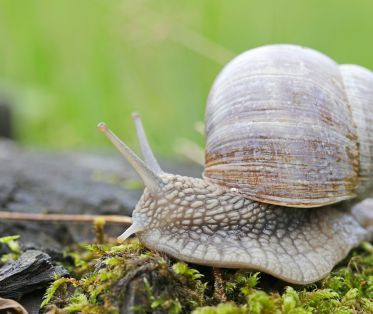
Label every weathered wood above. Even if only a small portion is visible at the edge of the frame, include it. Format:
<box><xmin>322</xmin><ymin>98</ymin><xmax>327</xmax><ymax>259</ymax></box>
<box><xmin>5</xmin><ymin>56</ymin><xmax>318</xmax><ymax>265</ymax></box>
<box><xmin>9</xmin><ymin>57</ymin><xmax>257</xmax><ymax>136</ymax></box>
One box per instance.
<box><xmin>0</xmin><ymin>140</ymin><xmax>141</xmax><ymax>217</ymax></box>
<box><xmin>0</xmin><ymin>140</ymin><xmax>201</xmax><ymax>217</ymax></box>
<box><xmin>0</xmin><ymin>250</ymin><xmax>68</xmax><ymax>299</ymax></box>
<box><xmin>0</xmin><ymin>139</ymin><xmax>202</xmax><ymax>312</ymax></box>
<box><xmin>0</xmin><ymin>140</ymin><xmax>201</xmax><ymax>243</ymax></box>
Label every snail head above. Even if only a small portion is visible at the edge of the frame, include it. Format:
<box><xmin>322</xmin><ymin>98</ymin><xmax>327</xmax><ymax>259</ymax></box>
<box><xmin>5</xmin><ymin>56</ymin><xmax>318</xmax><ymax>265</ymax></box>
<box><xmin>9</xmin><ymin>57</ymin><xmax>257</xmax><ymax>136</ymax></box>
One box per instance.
<box><xmin>97</xmin><ymin>113</ymin><xmax>188</xmax><ymax>241</ymax></box>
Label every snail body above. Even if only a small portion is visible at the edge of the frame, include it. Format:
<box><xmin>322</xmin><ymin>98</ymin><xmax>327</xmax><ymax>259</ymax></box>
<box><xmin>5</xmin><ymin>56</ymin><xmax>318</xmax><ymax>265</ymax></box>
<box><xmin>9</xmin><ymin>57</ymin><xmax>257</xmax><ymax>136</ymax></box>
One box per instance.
<box><xmin>98</xmin><ymin>44</ymin><xmax>373</xmax><ymax>284</ymax></box>
<box><xmin>129</xmin><ymin>174</ymin><xmax>367</xmax><ymax>284</ymax></box>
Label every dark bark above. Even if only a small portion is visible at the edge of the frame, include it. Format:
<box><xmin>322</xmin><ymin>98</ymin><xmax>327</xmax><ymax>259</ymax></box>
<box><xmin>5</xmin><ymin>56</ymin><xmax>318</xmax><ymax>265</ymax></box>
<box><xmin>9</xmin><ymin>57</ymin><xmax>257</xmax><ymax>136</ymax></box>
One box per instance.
<box><xmin>0</xmin><ymin>250</ymin><xmax>68</xmax><ymax>299</ymax></box>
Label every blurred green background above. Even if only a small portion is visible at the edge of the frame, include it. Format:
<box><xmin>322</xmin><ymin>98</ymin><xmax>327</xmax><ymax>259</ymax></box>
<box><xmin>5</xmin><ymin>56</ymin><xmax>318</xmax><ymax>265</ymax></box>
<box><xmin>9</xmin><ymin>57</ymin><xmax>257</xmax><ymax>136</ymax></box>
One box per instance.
<box><xmin>0</xmin><ymin>0</ymin><xmax>372</xmax><ymax>156</ymax></box>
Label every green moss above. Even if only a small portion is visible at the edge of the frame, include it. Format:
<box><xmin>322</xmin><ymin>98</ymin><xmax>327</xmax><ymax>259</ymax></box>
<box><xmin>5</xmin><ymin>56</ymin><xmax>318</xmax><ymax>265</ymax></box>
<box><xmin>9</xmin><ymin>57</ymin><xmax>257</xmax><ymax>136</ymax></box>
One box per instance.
<box><xmin>43</xmin><ymin>239</ymin><xmax>206</xmax><ymax>313</ymax></box>
<box><xmin>172</xmin><ymin>262</ymin><xmax>204</xmax><ymax>281</ymax></box>
<box><xmin>0</xmin><ymin>235</ymin><xmax>21</xmax><ymax>264</ymax></box>
<box><xmin>192</xmin><ymin>303</ymin><xmax>246</xmax><ymax>314</ymax></box>
<box><xmin>43</xmin><ymin>241</ymin><xmax>373</xmax><ymax>314</ymax></box>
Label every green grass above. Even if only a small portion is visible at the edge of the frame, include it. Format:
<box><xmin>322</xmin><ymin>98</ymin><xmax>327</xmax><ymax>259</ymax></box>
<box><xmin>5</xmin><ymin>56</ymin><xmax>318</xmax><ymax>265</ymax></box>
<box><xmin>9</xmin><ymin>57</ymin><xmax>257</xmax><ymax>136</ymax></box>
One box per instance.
<box><xmin>1</xmin><ymin>0</ymin><xmax>373</xmax><ymax>155</ymax></box>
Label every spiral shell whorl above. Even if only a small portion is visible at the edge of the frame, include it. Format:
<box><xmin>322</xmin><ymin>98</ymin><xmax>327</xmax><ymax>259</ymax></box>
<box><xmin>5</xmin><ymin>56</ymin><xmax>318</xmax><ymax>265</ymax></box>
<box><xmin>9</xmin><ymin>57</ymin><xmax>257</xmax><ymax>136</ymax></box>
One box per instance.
<box><xmin>340</xmin><ymin>64</ymin><xmax>373</xmax><ymax>196</ymax></box>
<box><xmin>204</xmin><ymin>44</ymin><xmax>373</xmax><ymax>207</ymax></box>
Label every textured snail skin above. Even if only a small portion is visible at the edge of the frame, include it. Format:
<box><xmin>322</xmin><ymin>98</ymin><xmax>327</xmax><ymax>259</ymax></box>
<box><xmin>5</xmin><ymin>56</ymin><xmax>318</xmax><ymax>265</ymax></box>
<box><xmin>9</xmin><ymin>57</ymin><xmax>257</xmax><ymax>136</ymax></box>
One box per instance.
<box><xmin>134</xmin><ymin>174</ymin><xmax>369</xmax><ymax>284</ymax></box>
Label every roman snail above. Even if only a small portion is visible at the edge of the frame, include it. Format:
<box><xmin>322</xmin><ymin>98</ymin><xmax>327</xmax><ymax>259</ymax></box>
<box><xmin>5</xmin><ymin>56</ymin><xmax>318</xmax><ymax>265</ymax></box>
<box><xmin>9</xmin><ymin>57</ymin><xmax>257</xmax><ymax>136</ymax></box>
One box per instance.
<box><xmin>97</xmin><ymin>44</ymin><xmax>373</xmax><ymax>284</ymax></box>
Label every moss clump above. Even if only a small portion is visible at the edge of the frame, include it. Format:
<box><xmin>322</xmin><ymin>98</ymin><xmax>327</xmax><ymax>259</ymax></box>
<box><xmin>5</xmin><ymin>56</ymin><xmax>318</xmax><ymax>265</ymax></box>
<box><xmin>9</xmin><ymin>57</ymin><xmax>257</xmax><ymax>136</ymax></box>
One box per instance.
<box><xmin>194</xmin><ymin>242</ymin><xmax>373</xmax><ymax>314</ymax></box>
<box><xmin>42</xmin><ymin>239</ymin><xmax>206</xmax><ymax>314</ymax></box>
<box><xmin>0</xmin><ymin>235</ymin><xmax>21</xmax><ymax>264</ymax></box>
<box><xmin>43</xmin><ymin>241</ymin><xmax>373</xmax><ymax>314</ymax></box>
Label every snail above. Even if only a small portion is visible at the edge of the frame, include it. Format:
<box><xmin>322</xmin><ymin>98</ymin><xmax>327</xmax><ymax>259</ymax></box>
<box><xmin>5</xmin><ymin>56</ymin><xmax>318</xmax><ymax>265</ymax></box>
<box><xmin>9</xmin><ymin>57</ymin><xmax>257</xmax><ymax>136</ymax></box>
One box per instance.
<box><xmin>98</xmin><ymin>44</ymin><xmax>373</xmax><ymax>284</ymax></box>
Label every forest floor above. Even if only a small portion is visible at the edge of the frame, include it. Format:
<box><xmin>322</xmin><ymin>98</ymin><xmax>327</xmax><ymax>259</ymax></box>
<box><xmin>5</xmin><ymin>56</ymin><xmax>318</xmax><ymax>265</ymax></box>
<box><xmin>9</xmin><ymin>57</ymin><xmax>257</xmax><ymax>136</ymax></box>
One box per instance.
<box><xmin>0</xmin><ymin>140</ymin><xmax>372</xmax><ymax>314</ymax></box>
<box><xmin>1</xmin><ymin>234</ymin><xmax>372</xmax><ymax>314</ymax></box>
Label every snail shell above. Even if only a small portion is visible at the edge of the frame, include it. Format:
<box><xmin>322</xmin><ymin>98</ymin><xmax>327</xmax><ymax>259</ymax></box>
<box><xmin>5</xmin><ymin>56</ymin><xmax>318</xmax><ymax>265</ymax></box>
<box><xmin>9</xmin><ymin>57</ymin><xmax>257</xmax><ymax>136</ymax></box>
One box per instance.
<box><xmin>204</xmin><ymin>44</ymin><xmax>373</xmax><ymax>207</ymax></box>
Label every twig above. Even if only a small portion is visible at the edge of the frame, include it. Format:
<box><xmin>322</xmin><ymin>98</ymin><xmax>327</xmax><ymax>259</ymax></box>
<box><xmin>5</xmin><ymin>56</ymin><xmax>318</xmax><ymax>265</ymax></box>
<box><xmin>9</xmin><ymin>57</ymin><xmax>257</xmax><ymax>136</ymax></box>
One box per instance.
<box><xmin>213</xmin><ymin>268</ymin><xmax>227</xmax><ymax>303</ymax></box>
<box><xmin>0</xmin><ymin>211</ymin><xmax>132</xmax><ymax>225</ymax></box>
<box><xmin>94</xmin><ymin>217</ymin><xmax>106</xmax><ymax>243</ymax></box>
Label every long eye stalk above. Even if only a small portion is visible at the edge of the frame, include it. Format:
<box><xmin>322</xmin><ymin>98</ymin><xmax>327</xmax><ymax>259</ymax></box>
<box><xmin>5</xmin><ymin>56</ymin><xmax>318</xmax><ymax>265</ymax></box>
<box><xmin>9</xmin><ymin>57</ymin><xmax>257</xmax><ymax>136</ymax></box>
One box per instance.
<box><xmin>132</xmin><ymin>113</ymin><xmax>163</xmax><ymax>174</ymax></box>
<box><xmin>97</xmin><ymin>122</ymin><xmax>162</xmax><ymax>194</ymax></box>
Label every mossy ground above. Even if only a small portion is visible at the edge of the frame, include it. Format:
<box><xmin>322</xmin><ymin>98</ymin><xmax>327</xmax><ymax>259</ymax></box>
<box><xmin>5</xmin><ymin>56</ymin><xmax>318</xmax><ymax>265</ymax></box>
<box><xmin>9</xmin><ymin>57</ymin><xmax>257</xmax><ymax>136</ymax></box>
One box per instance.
<box><xmin>37</xmin><ymin>238</ymin><xmax>373</xmax><ymax>314</ymax></box>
